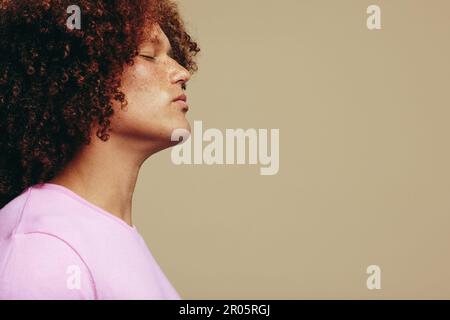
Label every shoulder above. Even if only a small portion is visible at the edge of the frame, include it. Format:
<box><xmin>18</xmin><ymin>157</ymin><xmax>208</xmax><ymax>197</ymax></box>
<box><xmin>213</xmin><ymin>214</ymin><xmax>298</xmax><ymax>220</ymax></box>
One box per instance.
<box><xmin>0</xmin><ymin>187</ymin><xmax>32</xmax><ymax>238</ymax></box>
<box><xmin>0</xmin><ymin>231</ymin><xmax>97</xmax><ymax>299</ymax></box>
<box><xmin>0</xmin><ymin>187</ymin><xmax>98</xmax><ymax>299</ymax></box>
<box><xmin>1</xmin><ymin>185</ymin><xmax>106</xmax><ymax>245</ymax></box>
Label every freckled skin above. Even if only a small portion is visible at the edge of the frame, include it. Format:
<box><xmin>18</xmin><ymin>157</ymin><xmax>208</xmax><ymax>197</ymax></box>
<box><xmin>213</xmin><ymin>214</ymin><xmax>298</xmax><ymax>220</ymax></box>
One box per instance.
<box><xmin>110</xmin><ymin>24</ymin><xmax>191</xmax><ymax>152</ymax></box>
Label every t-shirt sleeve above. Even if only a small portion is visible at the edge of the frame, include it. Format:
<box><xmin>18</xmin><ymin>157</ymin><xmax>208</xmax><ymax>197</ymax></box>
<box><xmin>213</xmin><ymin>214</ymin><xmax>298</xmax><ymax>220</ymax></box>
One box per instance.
<box><xmin>0</xmin><ymin>232</ymin><xmax>96</xmax><ymax>300</ymax></box>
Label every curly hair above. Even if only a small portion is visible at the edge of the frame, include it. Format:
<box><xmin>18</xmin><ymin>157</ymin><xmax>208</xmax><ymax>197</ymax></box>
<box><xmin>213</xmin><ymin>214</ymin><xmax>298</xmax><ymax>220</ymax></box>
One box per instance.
<box><xmin>0</xmin><ymin>0</ymin><xmax>200</xmax><ymax>208</ymax></box>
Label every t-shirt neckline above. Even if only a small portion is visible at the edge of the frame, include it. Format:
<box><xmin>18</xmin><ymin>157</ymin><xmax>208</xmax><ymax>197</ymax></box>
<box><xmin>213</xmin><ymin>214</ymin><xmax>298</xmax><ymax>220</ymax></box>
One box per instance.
<box><xmin>32</xmin><ymin>182</ymin><xmax>138</xmax><ymax>233</ymax></box>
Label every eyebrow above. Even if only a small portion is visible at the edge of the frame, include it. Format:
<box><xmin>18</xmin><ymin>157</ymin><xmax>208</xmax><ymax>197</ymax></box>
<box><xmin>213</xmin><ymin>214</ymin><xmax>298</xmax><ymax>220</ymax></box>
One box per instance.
<box><xmin>149</xmin><ymin>35</ymin><xmax>174</xmax><ymax>58</ymax></box>
<box><xmin>167</xmin><ymin>46</ymin><xmax>174</xmax><ymax>59</ymax></box>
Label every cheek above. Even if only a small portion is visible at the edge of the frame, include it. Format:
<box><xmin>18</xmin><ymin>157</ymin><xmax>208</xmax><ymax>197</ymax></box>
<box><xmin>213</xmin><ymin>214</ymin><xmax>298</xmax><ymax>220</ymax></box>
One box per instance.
<box><xmin>121</xmin><ymin>63</ymin><xmax>170</xmax><ymax>110</ymax></box>
<box><xmin>133</xmin><ymin>64</ymin><xmax>152</xmax><ymax>88</ymax></box>
<box><xmin>112</xmin><ymin>62</ymin><xmax>190</xmax><ymax>140</ymax></box>
<box><xmin>123</xmin><ymin>63</ymin><xmax>153</xmax><ymax>93</ymax></box>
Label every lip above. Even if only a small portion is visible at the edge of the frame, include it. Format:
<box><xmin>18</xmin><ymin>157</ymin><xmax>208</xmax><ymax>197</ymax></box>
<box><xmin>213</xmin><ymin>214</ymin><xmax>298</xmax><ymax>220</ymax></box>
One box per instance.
<box><xmin>174</xmin><ymin>94</ymin><xmax>187</xmax><ymax>102</ymax></box>
<box><xmin>173</xmin><ymin>94</ymin><xmax>189</xmax><ymax>112</ymax></box>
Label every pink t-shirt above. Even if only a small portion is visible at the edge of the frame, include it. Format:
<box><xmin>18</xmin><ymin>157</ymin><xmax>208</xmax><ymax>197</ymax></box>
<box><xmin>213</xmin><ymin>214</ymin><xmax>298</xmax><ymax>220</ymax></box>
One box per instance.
<box><xmin>0</xmin><ymin>183</ymin><xmax>181</xmax><ymax>300</ymax></box>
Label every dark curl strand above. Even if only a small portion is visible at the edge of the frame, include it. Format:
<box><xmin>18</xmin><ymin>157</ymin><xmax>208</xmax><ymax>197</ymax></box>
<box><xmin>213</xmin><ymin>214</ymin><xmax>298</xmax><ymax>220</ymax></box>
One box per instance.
<box><xmin>0</xmin><ymin>0</ymin><xmax>200</xmax><ymax>208</ymax></box>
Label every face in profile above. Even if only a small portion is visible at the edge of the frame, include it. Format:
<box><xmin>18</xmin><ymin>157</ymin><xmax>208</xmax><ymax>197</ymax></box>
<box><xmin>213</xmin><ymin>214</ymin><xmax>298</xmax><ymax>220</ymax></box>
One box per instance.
<box><xmin>110</xmin><ymin>24</ymin><xmax>192</xmax><ymax>151</ymax></box>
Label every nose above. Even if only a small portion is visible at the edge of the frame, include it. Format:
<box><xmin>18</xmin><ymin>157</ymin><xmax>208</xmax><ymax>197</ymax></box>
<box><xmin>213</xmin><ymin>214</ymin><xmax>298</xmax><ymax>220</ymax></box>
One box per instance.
<box><xmin>170</xmin><ymin>61</ymin><xmax>191</xmax><ymax>89</ymax></box>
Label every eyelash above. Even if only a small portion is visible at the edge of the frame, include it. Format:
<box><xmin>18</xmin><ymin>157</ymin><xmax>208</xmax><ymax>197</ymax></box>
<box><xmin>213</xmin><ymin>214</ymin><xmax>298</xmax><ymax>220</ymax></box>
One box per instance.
<box><xmin>140</xmin><ymin>55</ymin><xmax>155</xmax><ymax>61</ymax></box>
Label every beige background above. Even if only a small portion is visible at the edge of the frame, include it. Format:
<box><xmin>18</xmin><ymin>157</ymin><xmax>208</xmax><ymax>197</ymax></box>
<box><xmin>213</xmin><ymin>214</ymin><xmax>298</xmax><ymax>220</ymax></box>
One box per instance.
<box><xmin>133</xmin><ymin>0</ymin><xmax>450</xmax><ymax>299</ymax></box>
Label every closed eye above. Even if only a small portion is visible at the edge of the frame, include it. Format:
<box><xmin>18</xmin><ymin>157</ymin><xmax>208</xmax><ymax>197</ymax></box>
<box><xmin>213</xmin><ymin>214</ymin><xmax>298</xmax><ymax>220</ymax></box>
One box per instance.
<box><xmin>140</xmin><ymin>54</ymin><xmax>155</xmax><ymax>61</ymax></box>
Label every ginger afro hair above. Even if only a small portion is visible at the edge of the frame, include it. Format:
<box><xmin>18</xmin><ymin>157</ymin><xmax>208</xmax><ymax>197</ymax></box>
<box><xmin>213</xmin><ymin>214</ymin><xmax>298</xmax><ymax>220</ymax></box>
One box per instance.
<box><xmin>0</xmin><ymin>0</ymin><xmax>199</xmax><ymax>208</ymax></box>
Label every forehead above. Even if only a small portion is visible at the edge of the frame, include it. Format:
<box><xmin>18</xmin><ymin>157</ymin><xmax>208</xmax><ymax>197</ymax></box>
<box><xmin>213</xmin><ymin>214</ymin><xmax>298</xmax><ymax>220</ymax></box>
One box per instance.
<box><xmin>141</xmin><ymin>24</ymin><xmax>170</xmax><ymax>48</ymax></box>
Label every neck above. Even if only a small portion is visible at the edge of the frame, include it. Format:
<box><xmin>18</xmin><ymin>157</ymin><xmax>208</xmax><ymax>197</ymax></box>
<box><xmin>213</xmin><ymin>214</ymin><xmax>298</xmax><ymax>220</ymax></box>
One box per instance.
<box><xmin>49</xmin><ymin>131</ymin><xmax>160</xmax><ymax>227</ymax></box>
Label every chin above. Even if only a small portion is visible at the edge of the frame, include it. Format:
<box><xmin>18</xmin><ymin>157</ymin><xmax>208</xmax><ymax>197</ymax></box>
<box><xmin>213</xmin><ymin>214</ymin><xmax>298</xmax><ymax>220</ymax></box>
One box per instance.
<box><xmin>177</xmin><ymin>118</ymin><xmax>191</xmax><ymax>133</ymax></box>
<box><xmin>168</xmin><ymin>118</ymin><xmax>191</xmax><ymax>144</ymax></box>
<box><xmin>151</xmin><ymin>117</ymin><xmax>191</xmax><ymax>148</ymax></box>
<box><xmin>169</xmin><ymin>115</ymin><xmax>191</xmax><ymax>133</ymax></box>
